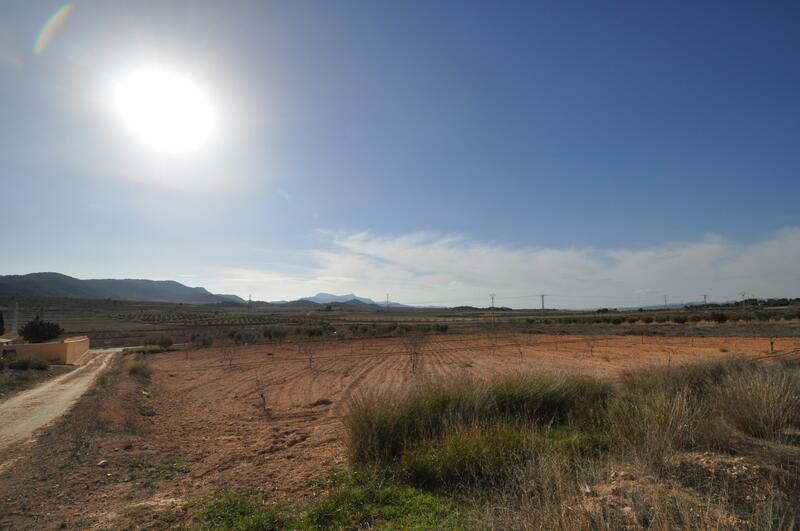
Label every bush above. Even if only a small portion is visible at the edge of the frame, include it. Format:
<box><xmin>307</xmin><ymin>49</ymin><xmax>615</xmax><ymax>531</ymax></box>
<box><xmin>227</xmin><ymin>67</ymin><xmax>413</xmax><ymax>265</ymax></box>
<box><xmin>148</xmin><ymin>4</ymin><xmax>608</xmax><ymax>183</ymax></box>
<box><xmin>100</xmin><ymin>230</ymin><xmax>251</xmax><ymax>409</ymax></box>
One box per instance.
<box><xmin>433</xmin><ymin>324</ymin><xmax>449</xmax><ymax>334</ymax></box>
<box><xmin>714</xmin><ymin>367</ymin><xmax>800</xmax><ymax>440</ymax></box>
<box><xmin>264</xmin><ymin>327</ymin><xmax>287</xmax><ymax>343</ymax></box>
<box><xmin>7</xmin><ymin>358</ymin><xmax>30</xmax><ymax>370</ymax></box>
<box><xmin>144</xmin><ymin>335</ymin><xmax>173</xmax><ymax>349</ymax></box>
<box><xmin>608</xmin><ymin>387</ymin><xmax>724</xmax><ymax>472</ymax></box>
<box><xmin>191</xmin><ymin>333</ymin><xmax>213</xmax><ymax>348</ymax></box>
<box><xmin>29</xmin><ymin>358</ymin><xmax>49</xmax><ymax>371</ymax></box>
<box><xmin>709</xmin><ymin>312</ymin><xmax>728</xmax><ymax>324</ymax></box>
<box><xmin>620</xmin><ymin>357</ymin><xmax>754</xmax><ymax>398</ymax></box>
<box><xmin>400</xmin><ymin>425</ymin><xmax>538</xmax><ymax>489</ymax></box>
<box><xmin>345</xmin><ymin>374</ymin><xmax>611</xmax><ymax>466</ymax></box>
<box><xmin>232</xmin><ymin>330</ymin><xmax>261</xmax><ymax>345</ymax></box>
<box><xmin>672</xmin><ymin>315</ymin><xmax>688</xmax><ymax>324</ymax></box>
<box><xmin>18</xmin><ymin>316</ymin><xmax>63</xmax><ymax>343</ymax></box>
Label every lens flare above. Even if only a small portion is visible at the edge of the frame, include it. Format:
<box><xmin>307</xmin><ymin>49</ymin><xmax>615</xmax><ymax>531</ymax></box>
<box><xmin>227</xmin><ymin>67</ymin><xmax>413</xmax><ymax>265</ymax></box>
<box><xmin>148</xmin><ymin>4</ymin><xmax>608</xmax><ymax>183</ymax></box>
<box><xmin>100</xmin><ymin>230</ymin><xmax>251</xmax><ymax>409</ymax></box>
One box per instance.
<box><xmin>34</xmin><ymin>3</ymin><xmax>74</xmax><ymax>56</ymax></box>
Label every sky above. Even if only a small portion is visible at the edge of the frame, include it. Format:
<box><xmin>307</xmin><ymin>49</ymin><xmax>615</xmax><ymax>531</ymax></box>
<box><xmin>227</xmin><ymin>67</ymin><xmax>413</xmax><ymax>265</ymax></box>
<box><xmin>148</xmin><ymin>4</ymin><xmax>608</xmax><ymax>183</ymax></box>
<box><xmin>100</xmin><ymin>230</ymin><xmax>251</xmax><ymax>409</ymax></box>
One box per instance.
<box><xmin>1</xmin><ymin>0</ymin><xmax>799</xmax><ymax>308</ymax></box>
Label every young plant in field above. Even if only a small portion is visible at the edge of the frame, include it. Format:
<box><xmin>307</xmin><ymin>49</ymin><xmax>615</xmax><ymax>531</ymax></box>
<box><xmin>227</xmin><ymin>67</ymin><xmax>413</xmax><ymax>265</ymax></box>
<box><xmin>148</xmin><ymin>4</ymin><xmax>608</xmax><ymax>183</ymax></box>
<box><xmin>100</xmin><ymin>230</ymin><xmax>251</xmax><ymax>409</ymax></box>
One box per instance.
<box><xmin>298</xmin><ymin>340</ymin><xmax>318</xmax><ymax>372</ymax></box>
<box><xmin>400</xmin><ymin>329</ymin><xmax>427</xmax><ymax>374</ymax></box>
<box><xmin>255</xmin><ymin>378</ymin><xmax>270</xmax><ymax>418</ymax></box>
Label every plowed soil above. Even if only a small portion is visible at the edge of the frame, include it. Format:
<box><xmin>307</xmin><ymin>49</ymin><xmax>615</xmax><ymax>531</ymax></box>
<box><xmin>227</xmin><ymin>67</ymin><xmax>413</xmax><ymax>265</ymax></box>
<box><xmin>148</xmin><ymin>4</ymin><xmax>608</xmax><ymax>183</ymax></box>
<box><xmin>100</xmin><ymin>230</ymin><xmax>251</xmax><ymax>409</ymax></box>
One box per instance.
<box><xmin>144</xmin><ymin>334</ymin><xmax>798</xmax><ymax>498</ymax></box>
<box><xmin>1</xmin><ymin>333</ymin><xmax>798</xmax><ymax>529</ymax></box>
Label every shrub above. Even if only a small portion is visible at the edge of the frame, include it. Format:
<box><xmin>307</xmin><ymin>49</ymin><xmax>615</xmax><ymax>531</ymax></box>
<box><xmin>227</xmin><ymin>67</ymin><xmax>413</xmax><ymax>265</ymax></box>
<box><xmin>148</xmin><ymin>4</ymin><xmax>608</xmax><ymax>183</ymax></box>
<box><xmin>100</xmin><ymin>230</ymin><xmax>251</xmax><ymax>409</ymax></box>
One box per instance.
<box><xmin>144</xmin><ymin>335</ymin><xmax>173</xmax><ymax>349</ymax></box>
<box><xmin>755</xmin><ymin>310</ymin><xmax>776</xmax><ymax>322</ymax></box>
<box><xmin>709</xmin><ymin>312</ymin><xmax>728</xmax><ymax>324</ymax></box>
<box><xmin>672</xmin><ymin>315</ymin><xmax>688</xmax><ymax>324</ymax></box>
<box><xmin>620</xmin><ymin>357</ymin><xmax>754</xmax><ymax>398</ymax></box>
<box><xmin>608</xmin><ymin>387</ymin><xmax>723</xmax><ymax>472</ymax></box>
<box><xmin>714</xmin><ymin>367</ymin><xmax>800</xmax><ymax>440</ymax></box>
<box><xmin>128</xmin><ymin>353</ymin><xmax>151</xmax><ymax>379</ymax></box>
<box><xmin>232</xmin><ymin>330</ymin><xmax>261</xmax><ymax>345</ymax></box>
<box><xmin>400</xmin><ymin>425</ymin><xmax>538</xmax><ymax>489</ymax></box>
<box><xmin>345</xmin><ymin>374</ymin><xmax>611</xmax><ymax>466</ymax></box>
<box><xmin>29</xmin><ymin>358</ymin><xmax>49</xmax><ymax>371</ymax></box>
<box><xmin>9</xmin><ymin>358</ymin><xmax>30</xmax><ymax>371</ymax></box>
<box><xmin>18</xmin><ymin>316</ymin><xmax>63</xmax><ymax>343</ymax></box>
<box><xmin>642</xmin><ymin>316</ymin><xmax>654</xmax><ymax>324</ymax></box>
<box><xmin>264</xmin><ymin>327</ymin><xmax>287</xmax><ymax>343</ymax></box>
<box><xmin>433</xmin><ymin>324</ymin><xmax>449</xmax><ymax>334</ymax></box>
<box><xmin>191</xmin><ymin>333</ymin><xmax>213</xmax><ymax>348</ymax></box>
<box><xmin>627</xmin><ymin>317</ymin><xmax>638</xmax><ymax>324</ymax></box>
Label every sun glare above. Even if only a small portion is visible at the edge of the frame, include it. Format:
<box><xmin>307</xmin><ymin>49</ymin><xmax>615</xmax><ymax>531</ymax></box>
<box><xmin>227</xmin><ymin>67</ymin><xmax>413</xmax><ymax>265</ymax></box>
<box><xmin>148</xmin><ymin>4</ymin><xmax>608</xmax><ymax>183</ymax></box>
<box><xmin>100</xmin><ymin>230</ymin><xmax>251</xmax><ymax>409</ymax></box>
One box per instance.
<box><xmin>113</xmin><ymin>69</ymin><xmax>214</xmax><ymax>154</ymax></box>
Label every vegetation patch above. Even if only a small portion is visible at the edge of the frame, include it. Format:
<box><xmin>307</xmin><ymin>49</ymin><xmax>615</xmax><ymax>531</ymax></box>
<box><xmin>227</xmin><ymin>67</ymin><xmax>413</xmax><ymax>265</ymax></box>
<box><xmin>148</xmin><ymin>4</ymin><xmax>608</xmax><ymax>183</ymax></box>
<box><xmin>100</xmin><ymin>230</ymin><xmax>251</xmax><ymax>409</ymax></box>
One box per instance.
<box><xmin>192</xmin><ymin>472</ymin><xmax>467</xmax><ymax>530</ymax></box>
<box><xmin>129</xmin><ymin>456</ymin><xmax>188</xmax><ymax>489</ymax></box>
<box><xmin>345</xmin><ymin>373</ymin><xmax>611</xmax><ymax>466</ymax></box>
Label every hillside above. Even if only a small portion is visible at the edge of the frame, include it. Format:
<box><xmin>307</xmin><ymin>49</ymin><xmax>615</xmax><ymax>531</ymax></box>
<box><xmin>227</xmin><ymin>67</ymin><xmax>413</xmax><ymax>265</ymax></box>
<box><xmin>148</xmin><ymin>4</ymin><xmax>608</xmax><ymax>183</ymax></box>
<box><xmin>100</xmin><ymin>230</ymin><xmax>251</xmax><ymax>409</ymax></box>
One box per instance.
<box><xmin>0</xmin><ymin>273</ymin><xmax>243</xmax><ymax>304</ymax></box>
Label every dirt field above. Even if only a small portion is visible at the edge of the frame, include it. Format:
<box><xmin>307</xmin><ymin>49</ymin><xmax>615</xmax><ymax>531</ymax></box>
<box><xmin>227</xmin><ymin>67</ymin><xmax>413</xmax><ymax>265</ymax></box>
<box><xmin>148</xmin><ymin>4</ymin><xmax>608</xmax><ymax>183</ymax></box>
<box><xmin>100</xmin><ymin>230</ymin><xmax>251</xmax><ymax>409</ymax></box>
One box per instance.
<box><xmin>1</xmin><ymin>333</ymin><xmax>798</xmax><ymax>529</ymax></box>
<box><xmin>143</xmin><ymin>334</ymin><xmax>798</xmax><ymax>496</ymax></box>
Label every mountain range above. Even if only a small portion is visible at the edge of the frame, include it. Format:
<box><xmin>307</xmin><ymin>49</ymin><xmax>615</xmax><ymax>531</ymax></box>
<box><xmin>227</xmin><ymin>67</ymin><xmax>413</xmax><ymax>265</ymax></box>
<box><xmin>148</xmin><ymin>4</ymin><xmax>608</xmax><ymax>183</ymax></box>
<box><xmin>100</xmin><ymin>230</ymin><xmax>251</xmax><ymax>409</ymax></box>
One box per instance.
<box><xmin>0</xmin><ymin>273</ymin><xmax>245</xmax><ymax>304</ymax></box>
<box><xmin>301</xmin><ymin>293</ymin><xmax>379</xmax><ymax>305</ymax></box>
<box><xmin>0</xmin><ymin>273</ymin><xmax>404</xmax><ymax>308</ymax></box>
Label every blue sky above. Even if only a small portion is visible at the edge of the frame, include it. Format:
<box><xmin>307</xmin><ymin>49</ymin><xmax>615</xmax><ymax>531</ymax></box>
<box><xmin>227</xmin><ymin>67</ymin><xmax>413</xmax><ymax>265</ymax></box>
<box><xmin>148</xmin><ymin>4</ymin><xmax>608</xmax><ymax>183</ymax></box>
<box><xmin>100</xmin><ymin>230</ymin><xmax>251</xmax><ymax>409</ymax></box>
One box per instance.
<box><xmin>1</xmin><ymin>1</ymin><xmax>799</xmax><ymax>307</ymax></box>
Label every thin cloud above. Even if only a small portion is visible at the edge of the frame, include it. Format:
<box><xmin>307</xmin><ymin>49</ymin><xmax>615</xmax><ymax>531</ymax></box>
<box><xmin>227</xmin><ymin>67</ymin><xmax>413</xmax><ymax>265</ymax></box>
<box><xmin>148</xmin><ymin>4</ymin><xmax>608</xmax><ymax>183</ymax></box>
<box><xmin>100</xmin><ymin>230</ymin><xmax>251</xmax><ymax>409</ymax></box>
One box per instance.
<box><xmin>202</xmin><ymin>228</ymin><xmax>800</xmax><ymax>308</ymax></box>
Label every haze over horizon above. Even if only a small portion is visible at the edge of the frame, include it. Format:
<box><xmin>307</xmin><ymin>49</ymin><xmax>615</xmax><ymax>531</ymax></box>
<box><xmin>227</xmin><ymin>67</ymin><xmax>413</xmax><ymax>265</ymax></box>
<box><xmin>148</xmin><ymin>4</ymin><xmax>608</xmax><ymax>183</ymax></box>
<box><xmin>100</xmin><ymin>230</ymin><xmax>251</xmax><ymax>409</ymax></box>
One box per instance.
<box><xmin>2</xmin><ymin>1</ymin><xmax>799</xmax><ymax>309</ymax></box>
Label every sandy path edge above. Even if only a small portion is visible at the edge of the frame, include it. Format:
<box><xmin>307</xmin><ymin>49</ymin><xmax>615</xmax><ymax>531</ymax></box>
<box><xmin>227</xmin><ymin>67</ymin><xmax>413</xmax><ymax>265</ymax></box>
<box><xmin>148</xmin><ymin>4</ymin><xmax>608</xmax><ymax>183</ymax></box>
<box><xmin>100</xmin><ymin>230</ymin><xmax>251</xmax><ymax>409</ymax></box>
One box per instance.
<box><xmin>0</xmin><ymin>352</ymin><xmax>115</xmax><ymax>453</ymax></box>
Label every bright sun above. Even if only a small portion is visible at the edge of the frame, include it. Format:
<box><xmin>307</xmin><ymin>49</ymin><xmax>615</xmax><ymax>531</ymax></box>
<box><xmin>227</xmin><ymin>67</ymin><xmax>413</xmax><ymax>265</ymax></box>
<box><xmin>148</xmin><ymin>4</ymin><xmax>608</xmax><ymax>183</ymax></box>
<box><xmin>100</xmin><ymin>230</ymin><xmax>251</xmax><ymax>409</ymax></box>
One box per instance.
<box><xmin>114</xmin><ymin>69</ymin><xmax>214</xmax><ymax>154</ymax></box>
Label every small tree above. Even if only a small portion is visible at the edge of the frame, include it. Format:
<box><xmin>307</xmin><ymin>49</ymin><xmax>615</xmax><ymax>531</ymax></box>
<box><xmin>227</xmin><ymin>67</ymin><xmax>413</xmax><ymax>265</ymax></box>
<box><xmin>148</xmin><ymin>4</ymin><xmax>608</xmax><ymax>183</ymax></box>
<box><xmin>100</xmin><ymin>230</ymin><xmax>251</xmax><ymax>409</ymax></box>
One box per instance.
<box><xmin>255</xmin><ymin>378</ymin><xmax>271</xmax><ymax>418</ymax></box>
<box><xmin>270</xmin><ymin>328</ymin><xmax>287</xmax><ymax>344</ymax></box>
<box><xmin>19</xmin><ymin>316</ymin><xmax>63</xmax><ymax>343</ymax></box>
<box><xmin>400</xmin><ymin>329</ymin><xmax>427</xmax><ymax>373</ymax></box>
<box><xmin>191</xmin><ymin>333</ymin><xmax>213</xmax><ymax>349</ymax></box>
<box><xmin>297</xmin><ymin>340</ymin><xmax>317</xmax><ymax>372</ymax></box>
<box><xmin>510</xmin><ymin>333</ymin><xmax>524</xmax><ymax>360</ymax></box>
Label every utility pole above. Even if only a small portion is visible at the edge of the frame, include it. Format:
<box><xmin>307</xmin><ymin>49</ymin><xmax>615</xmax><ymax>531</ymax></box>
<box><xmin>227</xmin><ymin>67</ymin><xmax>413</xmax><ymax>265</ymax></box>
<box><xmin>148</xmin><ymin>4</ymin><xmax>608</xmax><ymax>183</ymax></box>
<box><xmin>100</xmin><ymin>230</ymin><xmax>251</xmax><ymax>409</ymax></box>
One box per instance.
<box><xmin>489</xmin><ymin>293</ymin><xmax>496</xmax><ymax>328</ymax></box>
<box><xmin>538</xmin><ymin>294</ymin><xmax>547</xmax><ymax>311</ymax></box>
<box><xmin>663</xmin><ymin>295</ymin><xmax>668</xmax><ymax>308</ymax></box>
<box><xmin>386</xmin><ymin>293</ymin><xmax>389</xmax><ymax>308</ymax></box>
<box><xmin>701</xmin><ymin>294</ymin><xmax>708</xmax><ymax>305</ymax></box>
<box><xmin>248</xmin><ymin>294</ymin><xmax>252</xmax><ymax>312</ymax></box>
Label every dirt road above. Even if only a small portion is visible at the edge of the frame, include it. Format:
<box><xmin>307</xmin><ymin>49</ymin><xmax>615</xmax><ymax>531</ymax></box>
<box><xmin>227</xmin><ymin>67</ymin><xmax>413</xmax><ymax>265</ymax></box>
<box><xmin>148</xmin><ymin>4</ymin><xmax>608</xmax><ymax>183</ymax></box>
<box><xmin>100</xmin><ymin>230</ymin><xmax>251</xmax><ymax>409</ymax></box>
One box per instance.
<box><xmin>0</xmin><ymin>352</ymin><xmax>115</xmax><ymax>453</ymax></box>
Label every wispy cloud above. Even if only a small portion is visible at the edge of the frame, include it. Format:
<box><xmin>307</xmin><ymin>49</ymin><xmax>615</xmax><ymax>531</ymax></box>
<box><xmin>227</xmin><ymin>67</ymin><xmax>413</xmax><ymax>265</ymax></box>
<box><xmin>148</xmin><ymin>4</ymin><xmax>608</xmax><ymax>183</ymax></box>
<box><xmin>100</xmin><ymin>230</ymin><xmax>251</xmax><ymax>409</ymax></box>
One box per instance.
<box><xmin>202</xmin><ymin>228</ymin><xmax>800</xmax><ymax>308</ymax></box>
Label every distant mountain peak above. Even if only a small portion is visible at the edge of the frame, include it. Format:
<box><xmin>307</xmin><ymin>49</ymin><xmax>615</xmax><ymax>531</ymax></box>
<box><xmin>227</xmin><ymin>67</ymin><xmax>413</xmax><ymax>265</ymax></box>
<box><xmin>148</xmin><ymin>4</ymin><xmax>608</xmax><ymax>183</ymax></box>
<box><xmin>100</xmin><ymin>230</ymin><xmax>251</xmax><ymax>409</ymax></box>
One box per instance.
<box><xmin>301</xmin><ymin>292</ymin><xmax>378</xmax><ymax>305</ymax></box>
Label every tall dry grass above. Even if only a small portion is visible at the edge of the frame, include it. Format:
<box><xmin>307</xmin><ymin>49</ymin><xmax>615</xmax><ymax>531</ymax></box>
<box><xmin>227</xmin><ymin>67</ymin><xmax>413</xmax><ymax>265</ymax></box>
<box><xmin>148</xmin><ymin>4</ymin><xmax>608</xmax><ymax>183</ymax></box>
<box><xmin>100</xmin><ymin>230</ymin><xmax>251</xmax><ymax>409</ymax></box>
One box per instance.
<box><xmin>345</xmin><ymin>373</ymin><xmax>611</xmax><ymax>466</ymax></box>
<box><xmin>340</xmin><ymin>357</ymin><xmax>800</xmax><ymax>529</ymax></box>
<box><xmin>714</xmin><ymin>367</ymin><xmax>800</xmax><ymax>440</ymax></box>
